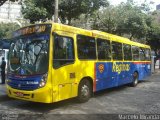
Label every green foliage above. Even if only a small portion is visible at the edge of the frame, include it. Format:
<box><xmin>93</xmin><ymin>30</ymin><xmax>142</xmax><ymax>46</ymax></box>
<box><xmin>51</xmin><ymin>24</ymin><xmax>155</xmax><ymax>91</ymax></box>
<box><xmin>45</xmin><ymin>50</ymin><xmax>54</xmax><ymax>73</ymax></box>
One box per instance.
<box><xmin>92</xmin><ymin>1</ymin><xmax>152</xmax><ymax>42</ymax></box>
<box><xmin>22</xmin><ymin>0</ymin><xmax>109</xmax><ymax>24</ymax></box>
<box><xmin>0</xmin><ymin>23</ymin><xmax>20</xmax><ymax>39</ymax></box>
<box><xmin>21</xmin><ymin>0</ymin><xmax>160</xmax><ymax>51</ymax></box>
<box><xmin>92</xmin><ymin>6</ymin><xmax>118</xmax><ymax>33</ymax></box>
<box><xmin>146</xmin><ymin>11</ymin><xmax>160</xmax><ymax>51</ymax></box>
<box><xmin>22</xmin><ymin>0</ymin><xmax>48</xmax><ymax>23</ymax></box>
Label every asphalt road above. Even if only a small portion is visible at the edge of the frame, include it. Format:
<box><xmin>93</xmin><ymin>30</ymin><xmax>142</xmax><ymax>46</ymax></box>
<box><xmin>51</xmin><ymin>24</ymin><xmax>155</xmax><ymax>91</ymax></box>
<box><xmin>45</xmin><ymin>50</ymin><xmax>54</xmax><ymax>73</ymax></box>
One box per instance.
<box><xmin>0</xmin><ymin>71</ymin><xmax>160</xmax><ymax>120</ymax></box>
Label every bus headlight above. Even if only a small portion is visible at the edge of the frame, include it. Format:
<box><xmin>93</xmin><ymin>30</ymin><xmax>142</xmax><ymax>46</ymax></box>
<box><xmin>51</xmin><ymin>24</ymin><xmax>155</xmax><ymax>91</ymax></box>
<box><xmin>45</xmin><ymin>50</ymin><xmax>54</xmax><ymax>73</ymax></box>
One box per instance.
<box><xmin>6</xmin><ymin>79</ymin><xmax>11</xmax><ymax>84</ymax></box>
<box><xmin>39</xmin><ymin>74</ymin><xmax>48</xmax><ymax>88</ymax></box>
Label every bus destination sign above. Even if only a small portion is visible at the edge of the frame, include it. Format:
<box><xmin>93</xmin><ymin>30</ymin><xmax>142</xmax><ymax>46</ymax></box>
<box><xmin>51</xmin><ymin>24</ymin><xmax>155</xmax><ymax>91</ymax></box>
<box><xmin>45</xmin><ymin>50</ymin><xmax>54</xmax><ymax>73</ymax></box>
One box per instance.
<box><xmin>13</xmin><ymin>24</ymin><xmax>51</xmax><ymax>37</ymax></box>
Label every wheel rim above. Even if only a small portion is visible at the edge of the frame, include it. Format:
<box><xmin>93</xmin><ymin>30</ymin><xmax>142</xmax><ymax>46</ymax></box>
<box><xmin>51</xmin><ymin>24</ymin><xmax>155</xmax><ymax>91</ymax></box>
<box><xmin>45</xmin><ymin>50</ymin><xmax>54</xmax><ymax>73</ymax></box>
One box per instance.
<box><xmin>134</xmin><ymin>78</ymin><xmax>138</xmax><ymax>84</ymax></box>
<box><xmin>133</xmin><ymin>72</ymin><xmax>138</xmax><ymax>85</ymax></box>
<box><xmin>81</xmin><ymin>84</ymin><xmax>89</xmax><ymax>97</ymax></box>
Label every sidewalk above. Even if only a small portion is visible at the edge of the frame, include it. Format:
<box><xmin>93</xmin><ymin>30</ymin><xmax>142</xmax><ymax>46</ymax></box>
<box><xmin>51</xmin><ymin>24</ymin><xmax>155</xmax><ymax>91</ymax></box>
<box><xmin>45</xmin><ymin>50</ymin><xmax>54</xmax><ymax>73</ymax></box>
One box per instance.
<box><xmin>0</xmin><ymin>84</ymin><xmax>6</xmax><ymax>96</ymax></box>
<box><xmin>154</xmin><ymin>69</ymin><xmax>160</xmax><ymax>74</ymax></box>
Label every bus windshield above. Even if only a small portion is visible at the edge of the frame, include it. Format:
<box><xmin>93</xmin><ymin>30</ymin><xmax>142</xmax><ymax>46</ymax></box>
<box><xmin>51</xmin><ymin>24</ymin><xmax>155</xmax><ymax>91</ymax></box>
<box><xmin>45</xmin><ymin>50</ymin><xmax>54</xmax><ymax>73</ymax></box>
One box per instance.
<box><xmin>8</xmin><ymin>34</ymin><xmax>49</xmax><ymax>75</ymax></box>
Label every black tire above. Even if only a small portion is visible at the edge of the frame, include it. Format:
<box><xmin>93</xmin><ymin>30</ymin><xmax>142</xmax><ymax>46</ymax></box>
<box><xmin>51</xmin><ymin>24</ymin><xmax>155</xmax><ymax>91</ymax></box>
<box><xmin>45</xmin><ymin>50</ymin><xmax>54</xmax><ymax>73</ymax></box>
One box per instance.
<box><xmin>78</xmin><ymin>79</ymin><xmax>92</xmax><ymax>103</ymax></box>
<box><xmin>131</xmin><ymin>72</ymin><xmax>138</xmax><ymax>87</ymax></box>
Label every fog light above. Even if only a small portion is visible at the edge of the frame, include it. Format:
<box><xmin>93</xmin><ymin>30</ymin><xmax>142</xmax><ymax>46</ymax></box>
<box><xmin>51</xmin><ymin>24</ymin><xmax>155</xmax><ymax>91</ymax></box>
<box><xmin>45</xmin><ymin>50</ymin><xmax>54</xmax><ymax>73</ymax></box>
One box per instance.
<box><xmin>6</xmin><ymin>79</ymin><xmax>11</xmax><ymax>84</ymax></box>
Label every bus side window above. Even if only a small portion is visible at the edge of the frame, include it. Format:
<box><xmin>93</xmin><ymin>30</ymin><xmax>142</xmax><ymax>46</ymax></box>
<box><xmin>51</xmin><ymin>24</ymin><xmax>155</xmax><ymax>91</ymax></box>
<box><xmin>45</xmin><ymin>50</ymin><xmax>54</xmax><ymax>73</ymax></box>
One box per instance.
<box><xmin>111</xmin><ymin>42</ymin><xmax>123</xmax><ymax>60</ymax></box>
<box><xmin>145</xmin><ymin>48</ymin><xmax>151</xmax><ymax>61</ymax></box>
<box><xmin>97</xmin><ymin>38</ymin><xmax>111</xmax><ymax>60</ymax></box>
<box><xmin>139</xmin><ymin>48</ymin><xmax>146</xmax><ymax>61</ymax></box>
<box><xmin>77</xmin><ymin>35</ymin><xmax>96</xmax><ymax>60</ymax></box>
<box><xmin>132</xmin><ymin>46</ymin><xmax>140</xmax><ymax>61</ymax></box>
<box><xmin>123</xmin><ymin>44</ymin><xmax>132</xmax><ymax>61</ymax></box>
<box><xmin>53</xmin><ymin>34</ymin><xmax>74</xmax><ymax>68</ymax></box>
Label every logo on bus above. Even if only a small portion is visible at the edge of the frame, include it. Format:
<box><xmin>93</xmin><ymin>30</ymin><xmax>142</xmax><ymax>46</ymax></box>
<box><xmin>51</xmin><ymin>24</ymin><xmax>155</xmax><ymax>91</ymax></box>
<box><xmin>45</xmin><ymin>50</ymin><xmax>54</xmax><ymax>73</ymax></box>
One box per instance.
<box><xmin>98</xmin><ymin>64</ymin><xmax>104</xmax><ymax>73</ymax></box>
<box><xmin>112</xmin><ymin>62</ymin><xmax>130</xmax><ymax>74</ymax></box>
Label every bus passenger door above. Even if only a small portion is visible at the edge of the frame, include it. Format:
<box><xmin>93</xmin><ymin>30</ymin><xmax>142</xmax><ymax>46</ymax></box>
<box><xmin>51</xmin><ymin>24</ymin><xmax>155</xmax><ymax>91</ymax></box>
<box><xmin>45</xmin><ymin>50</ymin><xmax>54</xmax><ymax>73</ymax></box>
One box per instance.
<box><xmin>52</xmin><ymin>32</ymin><xmax>76</xmax><ymax>102</ymax></box>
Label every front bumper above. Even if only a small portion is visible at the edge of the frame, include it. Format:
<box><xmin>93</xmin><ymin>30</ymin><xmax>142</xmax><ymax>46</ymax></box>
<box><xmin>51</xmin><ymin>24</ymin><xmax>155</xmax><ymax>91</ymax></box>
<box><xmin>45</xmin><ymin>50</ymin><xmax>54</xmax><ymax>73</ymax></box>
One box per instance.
<box><xmin>6</xmin><ymin>85</ymin><xmax>52</xmax><ymax>103</ymax></box>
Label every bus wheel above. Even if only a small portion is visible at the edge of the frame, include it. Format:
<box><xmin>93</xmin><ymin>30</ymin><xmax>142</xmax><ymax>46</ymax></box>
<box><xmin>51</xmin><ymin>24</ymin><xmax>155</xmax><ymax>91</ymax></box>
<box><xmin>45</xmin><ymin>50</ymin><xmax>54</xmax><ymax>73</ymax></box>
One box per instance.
<box><xmin>78</xmin><ymin>79</ymin><xmax>91</xmax><ymax>103</ymax></box>
<box><xmin>131</xmin><ymin>72</ymin><xmax>138</xmax><ymax>87</ymax></box>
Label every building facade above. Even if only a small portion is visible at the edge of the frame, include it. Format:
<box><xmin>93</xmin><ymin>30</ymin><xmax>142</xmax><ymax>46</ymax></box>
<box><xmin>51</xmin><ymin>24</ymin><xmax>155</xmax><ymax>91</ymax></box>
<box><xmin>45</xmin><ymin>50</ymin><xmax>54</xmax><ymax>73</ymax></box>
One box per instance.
<box><xmin>0</xmin><ymin>0</ymin><xmax>22</xmax><ymax>23</ymax></box>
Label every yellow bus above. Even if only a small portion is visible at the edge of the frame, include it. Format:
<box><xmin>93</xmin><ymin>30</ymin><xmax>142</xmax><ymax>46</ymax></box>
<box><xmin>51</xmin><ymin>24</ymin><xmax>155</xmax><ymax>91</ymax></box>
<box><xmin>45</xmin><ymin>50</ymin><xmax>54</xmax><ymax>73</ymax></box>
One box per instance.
<box><xmin>6</xmin><ymin>23</ymin><xmax>151</xmax><ymax>103</ymax></box>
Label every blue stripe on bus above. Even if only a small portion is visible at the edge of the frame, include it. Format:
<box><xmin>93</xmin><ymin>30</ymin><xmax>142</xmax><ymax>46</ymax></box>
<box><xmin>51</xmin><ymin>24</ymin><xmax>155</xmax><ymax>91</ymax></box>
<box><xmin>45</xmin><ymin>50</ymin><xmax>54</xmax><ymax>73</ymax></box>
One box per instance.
<box><xmin>95</xmin><ymin>62</ymin><xmax>151</xmax><ymax>91</ymax></box>
<box><xmin>8</xmin><ymin>74</ymin><xmax>42</xmax><ymax>91</ymax></box>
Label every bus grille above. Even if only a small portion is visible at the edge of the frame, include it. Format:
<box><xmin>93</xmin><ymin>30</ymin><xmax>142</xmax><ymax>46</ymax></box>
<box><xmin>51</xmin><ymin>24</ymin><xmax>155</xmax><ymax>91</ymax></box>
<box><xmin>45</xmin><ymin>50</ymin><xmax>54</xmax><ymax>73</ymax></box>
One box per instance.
<box><xmin>8</xmin><ymin>79</ymin><xmax>39</xmax><ymax>91</ymax></box>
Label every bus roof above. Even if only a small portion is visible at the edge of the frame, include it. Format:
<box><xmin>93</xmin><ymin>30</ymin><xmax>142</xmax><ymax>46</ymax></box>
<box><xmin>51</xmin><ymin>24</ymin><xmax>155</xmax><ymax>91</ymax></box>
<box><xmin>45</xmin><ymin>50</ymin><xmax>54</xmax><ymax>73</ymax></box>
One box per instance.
<box><xmin>15</xmin><ymin>22</ymin><xmax>150</xmax><ymax>49</ymax></box>
<box><xmin>91</xmin><ymin>30</ymin><xmax>150</xmax><ymax>49</ymax></box>
<box><xmin>51</xmin><ymin>23</ymin><xmax>150</xmax><ymax>49</ymax></box>
<box><xmin>52</xmin><ymin>23</ymin><xmax>93</xmax><ymax>37</ymax></box>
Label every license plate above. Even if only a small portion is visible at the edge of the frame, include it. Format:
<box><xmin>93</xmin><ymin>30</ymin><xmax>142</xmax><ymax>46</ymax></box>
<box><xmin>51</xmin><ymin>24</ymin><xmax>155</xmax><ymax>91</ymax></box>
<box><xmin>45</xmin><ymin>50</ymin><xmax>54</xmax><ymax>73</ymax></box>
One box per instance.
<box><xmin>15</xmin><ymin>92</ymin><xmax>24</xmax><ymax>97</ymax></box>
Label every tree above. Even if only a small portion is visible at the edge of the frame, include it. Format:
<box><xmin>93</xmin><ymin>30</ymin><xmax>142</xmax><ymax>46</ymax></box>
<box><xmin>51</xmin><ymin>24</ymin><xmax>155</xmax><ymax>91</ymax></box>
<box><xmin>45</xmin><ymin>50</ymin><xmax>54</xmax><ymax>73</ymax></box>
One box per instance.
<box><xmin>146</xmin><ymin>10</ymin><xmax>160</xmax><ymax>52</ymax></box>
<box><xmin>22</xmin><ymin>0</ymin><xmax>48</xmax><ymax>23</ymax></box>
<box><xmin>22</xmin><ymin>0</ymin><xmax>109</xmax><ymax>24</ymax></box>
<box><xmin>92</xmin><ymin>0</ymin><xmax>152</xmax><ymax>42</ymax></box>
<box><xmin>0</xmin><ymin>23</ymin><xmax>20</xmax><ymax>39</ymax></box>
<box><xmin>91</xmin><ymin>6</ymin><xmax>118</xmax><ymax>34</ymax></box>
<box><xmin>21</xmin><ymin>0</ymin><xmax>160</xmax><ymax>50</ymax></box>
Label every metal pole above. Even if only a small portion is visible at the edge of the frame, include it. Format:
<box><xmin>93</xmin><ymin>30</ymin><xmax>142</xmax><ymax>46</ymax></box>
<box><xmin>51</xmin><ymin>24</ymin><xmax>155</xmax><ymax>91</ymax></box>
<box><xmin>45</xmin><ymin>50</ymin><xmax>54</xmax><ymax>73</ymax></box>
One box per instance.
<box><xmin>159</xmin><ymin>58</ymin><xmax>160</xmax><ymax>69</ymax></box>
<box><xmin>151</xmin><ymin>56</ymin><xmax>155</xmax><ymax>73</ymax></box>
<box><xmin>54</xmin><ymin>0</ymin><xmax>58</xmax><ymax>23</ymax></box>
